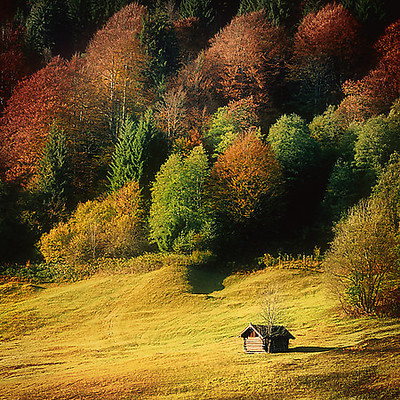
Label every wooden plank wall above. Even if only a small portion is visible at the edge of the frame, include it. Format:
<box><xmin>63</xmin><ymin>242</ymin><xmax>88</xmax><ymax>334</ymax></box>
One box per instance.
<box><xmin>244</xmin><ymin>337</ymin><xmax>265</xmax><ymax>353</ymax></box>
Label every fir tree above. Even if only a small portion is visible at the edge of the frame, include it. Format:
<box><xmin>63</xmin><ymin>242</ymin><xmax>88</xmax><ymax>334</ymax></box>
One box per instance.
<box><xmin>179</xmin><ymin>0</ymin><xmax>215</xmax><ymax>25</ymax></box>
<box><xmin>108</xmin><ymin>116</ymin><xmax>139</xmax><ymax>192</ymax></box>
<box><xmin>34</xmin><ymin>121</ymin><xmax>70</xmax><ymax>231</ymax></box>
<box><xmin>238</xmin><ymin>0</ymin><xmax>297</xmax><ymax>25</ymax></box>
<box><xmin>108</xmin><ymin>110</ymin><xmax>166</xmax><ymax>192</ymax></box>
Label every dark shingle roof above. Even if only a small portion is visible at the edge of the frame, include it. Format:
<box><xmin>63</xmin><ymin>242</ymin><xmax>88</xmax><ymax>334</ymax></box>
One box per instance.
<box><xmin>239</xmin><ymin>323</ymin><xmax>295</xmax><ymax>339</ymax></box>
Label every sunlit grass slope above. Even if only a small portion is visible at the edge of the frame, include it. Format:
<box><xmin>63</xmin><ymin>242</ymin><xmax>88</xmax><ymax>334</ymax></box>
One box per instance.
<box><xmin>1</xmin><ymin>257</ymin><xmax>400</xmax><ymax>399</ymax></box>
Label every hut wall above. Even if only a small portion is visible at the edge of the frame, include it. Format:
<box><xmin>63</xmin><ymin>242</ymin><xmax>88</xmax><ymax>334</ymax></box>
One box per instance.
<box><xmin>244</xmin><ymin>337</ymin><xmax>265</xmax><ymax>353</ymax></box>
<box><xmin>270</xmin><ymin>337</ymin><xmax>289</xmax><ymax>353</ymax></box>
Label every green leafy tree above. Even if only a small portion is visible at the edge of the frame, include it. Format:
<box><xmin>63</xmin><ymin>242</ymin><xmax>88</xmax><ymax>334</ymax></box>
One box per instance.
<box><xmin>204</xmin><ymin>97</ymin><xmax>259</xmax><ymax>157</ymax></box>
<box><xmin>354</xmin><ymin>115</ymin><xmax>400</xmax><ymax>179</ymax></box>
<box><xmin>322</xmin><ymin>158</ymin><xmax>368</xmax><ymax>223</ymax></box>
<box><xmin>372</xmin><ymin>153</ymin><xmax>400</xmax><ymax>226</ymax></box>
<box><xmin>268</xmin><ymin>113</ymin><xmax>320</xmax><ymax>180</ymax></box>
<box><xmin>149</xmin><ymin>146</ymin><xmax>215</xmax><ymax>252</ymax></box>
<box><xmin>325</xmin><ymin>195</ymin><xmax>400</xmax><ymax>315</ymax></box>
<box><xmin>268</xmin><ymin>113</ymin><xmax>323</xmax><ymax>236</ymax></box>
<box><xmin>309</xmin><ymin>106</ymin><xmax>347</xmax><ymax>157</ymax></box>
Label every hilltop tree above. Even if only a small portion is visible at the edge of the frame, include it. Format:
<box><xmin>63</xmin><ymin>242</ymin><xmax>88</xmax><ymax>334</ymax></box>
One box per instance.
<box><xmin>25</xmin><ymin>0</ymin><xmax>71</xmax><ymax>59</ymax></box>
<box><xmin>203</xmin><ymin>10</ymin><xmax>288</xmax><ymax>113</ymax></box>
<box><xmin>140</xmin><ymin>10</ymin><xmax>180</xmax><ymax>93</ymax></box>
<box><xmin>179</xmin><ymin>0</ymin><xmax>215</xmax><ymax>26</ymax></box>
<box><xmin>339</xmin><ymin>19</ymin><xmax>400</xmax><ymax>122</ymax></box>
<box><xmin>238</xmin><ymin>0</ymin><xmax>298</xmax><ymax>26</ymax></box>
<box><xmin>173</xmin><ymin>17</ymin><xmax>208</xmax><ymax>61</ymax></box>
<box><xmin>340</xmin><ymin>0</ymin><xmax>387</xmax><ymax>38</ymax></box>
<box><xmin>0</xmin><ymin>23</ymin><xmax>28</xmax><ymax>113</ymax></box>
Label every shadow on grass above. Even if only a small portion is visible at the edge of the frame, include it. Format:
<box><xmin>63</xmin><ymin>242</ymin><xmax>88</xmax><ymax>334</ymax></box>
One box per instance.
<box><xmin>289</xmin><ymin>346</ymin><xmax>336</xmax><ymax>353</ymax></box>
<box><xmin>187</xmin><ymin>263</ymin><xmax>227</xmax><ymax>294</ymax></box>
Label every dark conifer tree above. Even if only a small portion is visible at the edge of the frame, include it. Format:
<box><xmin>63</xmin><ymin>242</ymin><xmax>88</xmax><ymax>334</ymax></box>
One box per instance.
<box><xmin>34</xmin><ymin>121</ymin><xmax>70</xmax><ymax>231</ymax></box>
<box><xmin>179</xmin><ymin>0</ymin><xmax>215</xmax><ymax>25</ymax></box>
<box><xmin>140</xmin><ymin>10</ymin><xmax>180</xmax><ymax>94</ymax></box>
<box><xmin>108</xmin><ymin>110</ymin><xmax>167</xmax><ymax>194</ymax></box>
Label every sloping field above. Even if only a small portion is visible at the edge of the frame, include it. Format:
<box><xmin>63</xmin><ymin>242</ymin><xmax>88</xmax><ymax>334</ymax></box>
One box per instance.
<box><xmin>1</xmin><ymin>259</ymin><xmax>400</xmax><ymax>399</ymax></box>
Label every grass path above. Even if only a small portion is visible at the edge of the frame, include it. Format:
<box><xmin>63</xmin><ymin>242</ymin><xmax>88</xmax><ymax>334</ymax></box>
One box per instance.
<box><xmin>1</xmin><ymin>262</ymin><xmax>400</xmax><ymax>399</ymax></box>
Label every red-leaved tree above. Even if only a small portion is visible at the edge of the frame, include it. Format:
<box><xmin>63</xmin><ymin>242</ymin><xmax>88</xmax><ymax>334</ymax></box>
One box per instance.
<box><xmin>0</xmin><ymin>24</ymin><xmax>28</xmax><ymax>114</ymax></box>
<box><xmin>292</xmin><ymin>3</ymin><xmax>361</xmax><ymax>116</ymax></box>
<box><xmin>0</xmin><ymin>56</ymin><xmax>78</xmax><ymax>186</ymax></box>
<box><xmin>339</xmin><ymin>19</ymin><xmax>400</xmax><ymax>122</ymax></box>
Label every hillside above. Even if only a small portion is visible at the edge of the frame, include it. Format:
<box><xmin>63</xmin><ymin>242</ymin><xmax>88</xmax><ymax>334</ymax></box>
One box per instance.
<box><xmin>1</xmin><ymin>260</ymin><xmax>400</xmax><ymax>399</ymax></box>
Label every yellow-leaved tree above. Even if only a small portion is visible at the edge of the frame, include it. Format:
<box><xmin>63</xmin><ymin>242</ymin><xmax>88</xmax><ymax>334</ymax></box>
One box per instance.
<box><xmin>40</xmin><ymin>181</ymin><xmax>148</xmax><ymax>266</ymax></box>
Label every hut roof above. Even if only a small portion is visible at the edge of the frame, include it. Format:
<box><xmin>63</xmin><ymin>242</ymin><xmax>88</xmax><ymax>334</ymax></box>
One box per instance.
<box><xmin>239</xmin><ymin>323</ymin><xmax>295</xmax><ymax>339</ymax></box>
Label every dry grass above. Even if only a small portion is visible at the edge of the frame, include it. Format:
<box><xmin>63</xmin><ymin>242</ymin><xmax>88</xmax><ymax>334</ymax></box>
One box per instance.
<box><xmin>1</xmin><ymin>259</ymin><xmax>399</xmax><ymax>399</ymax></box>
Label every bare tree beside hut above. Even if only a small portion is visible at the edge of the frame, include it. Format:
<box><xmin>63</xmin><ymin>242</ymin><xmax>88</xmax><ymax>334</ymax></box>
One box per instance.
<box><xmin>239</xmin><ymin>284</ymin><xmax>294</xmax><ymax>353</ymax></box>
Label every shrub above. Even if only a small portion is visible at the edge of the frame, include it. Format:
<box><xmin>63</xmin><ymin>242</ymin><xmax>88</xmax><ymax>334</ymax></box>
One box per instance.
<box><xmin>40</xmin><ymin>181</ymin><xmax>148</xmax><ymax>265</ymax></box>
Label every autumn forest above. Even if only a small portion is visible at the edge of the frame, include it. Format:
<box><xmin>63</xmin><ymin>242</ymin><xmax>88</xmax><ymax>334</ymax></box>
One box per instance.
<box><xmin>1</xmin><ymin>0</ymin><xmax>400</xmax><ymax>317</ymax></box>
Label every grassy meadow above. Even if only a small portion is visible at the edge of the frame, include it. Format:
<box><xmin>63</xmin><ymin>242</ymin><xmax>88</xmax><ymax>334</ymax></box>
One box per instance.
<box><xmin>1</xmin><ymin>257</ymin><xmax>400</xmax><ymax>399</ymax></box>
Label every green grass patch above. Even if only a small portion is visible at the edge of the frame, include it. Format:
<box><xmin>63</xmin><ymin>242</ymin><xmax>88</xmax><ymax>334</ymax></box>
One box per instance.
<box><xmin>0</xmin><ymin>257</ymin><xmax>399</xmax><ymax>399</ymax></box>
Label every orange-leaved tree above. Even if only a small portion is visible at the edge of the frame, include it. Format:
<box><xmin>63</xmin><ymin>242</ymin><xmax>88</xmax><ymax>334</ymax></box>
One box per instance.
<box><xmin>171</xmin><ymin>8</ymin><xmax>289</xmax><ymax>136</ymax></box>
<box><xmin>204</xmin><ymin>9</ymin><xmax>288</xmax><ymax>109</ymax></box>
<box><xmin>84</xmin><ymin>3</ymin><xmax>150</xmax><ymax>141</ymax></box>
<box><xmin>209</xmin><ymin>128</ymin><xmax>282</xmax><ymax>232</ymax></box>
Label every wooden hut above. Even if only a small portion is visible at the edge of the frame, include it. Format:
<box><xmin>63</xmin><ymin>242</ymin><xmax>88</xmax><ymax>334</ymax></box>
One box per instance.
<box><xmin>239</xmin><ymin>323</ymin><xmax>295</xmax><ymax>353</ymax></box>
